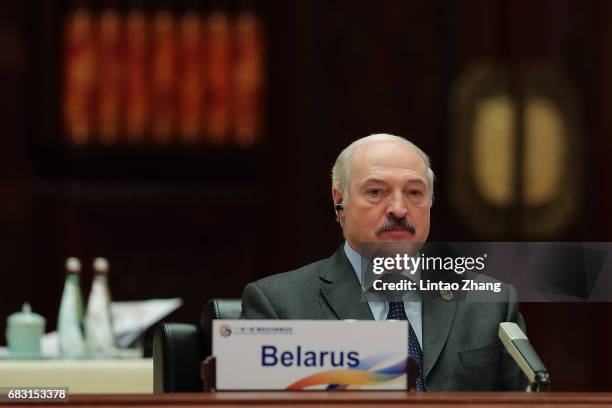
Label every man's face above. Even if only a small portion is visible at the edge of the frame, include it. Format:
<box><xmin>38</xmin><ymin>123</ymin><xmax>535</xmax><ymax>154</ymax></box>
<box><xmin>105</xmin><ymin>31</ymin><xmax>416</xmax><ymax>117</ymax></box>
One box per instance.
<box><xmin>333</xmin><ymin>140</ymin><xmax>431</xmax><ymax>252</ymax></box>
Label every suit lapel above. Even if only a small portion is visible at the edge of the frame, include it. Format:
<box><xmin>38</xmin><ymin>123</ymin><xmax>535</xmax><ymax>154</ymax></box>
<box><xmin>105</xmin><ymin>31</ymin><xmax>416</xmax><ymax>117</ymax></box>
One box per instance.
<box><xmin>419</xmin><ymin>243</ymin><xmax>461</xmax><ymax>380</ymax></box>
<box><xmin>422</xmin><ymin>291</ymin><xmax>458</xmax><ymax>380</ymax></box>
<box><xmin>319</xmin><ymin>246</ymin><xmax>374</xmax><ymax>320</ymax></box>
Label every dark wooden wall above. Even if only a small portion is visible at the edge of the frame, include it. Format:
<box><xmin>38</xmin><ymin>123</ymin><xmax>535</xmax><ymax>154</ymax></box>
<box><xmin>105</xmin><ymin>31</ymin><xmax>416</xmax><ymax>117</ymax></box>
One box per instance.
<box><xmin>1</xmin><ymin>0</ymin><xmax>612</xmax><ymax>391</ymax></box>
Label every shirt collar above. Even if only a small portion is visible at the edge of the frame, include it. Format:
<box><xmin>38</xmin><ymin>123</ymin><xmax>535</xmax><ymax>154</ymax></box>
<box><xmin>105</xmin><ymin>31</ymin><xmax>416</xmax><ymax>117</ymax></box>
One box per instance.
<box><xmin>344</xmin><ymin>241</ymin><xmax>364</xmax><ymax>284</ymax></box>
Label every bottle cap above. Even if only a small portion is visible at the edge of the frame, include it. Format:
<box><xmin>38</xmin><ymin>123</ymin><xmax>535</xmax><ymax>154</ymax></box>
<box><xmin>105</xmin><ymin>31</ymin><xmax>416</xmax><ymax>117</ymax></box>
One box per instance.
<box><xmin>93</xmin><ymin>257</ymin><xmax>109</xmax><ymax>274</ymax></box>
<box><xmin>65</xmin><ymin>257</ymin><xmax>82</xmax><ymax>274</ymax></box>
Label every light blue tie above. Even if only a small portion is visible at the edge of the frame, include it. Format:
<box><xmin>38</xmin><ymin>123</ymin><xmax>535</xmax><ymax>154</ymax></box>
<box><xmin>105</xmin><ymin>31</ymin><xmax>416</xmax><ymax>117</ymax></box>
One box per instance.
<box><xmin>387</xmin><ymin>301</ymin><xmax>425</xmax><ymax>391</ymax></box>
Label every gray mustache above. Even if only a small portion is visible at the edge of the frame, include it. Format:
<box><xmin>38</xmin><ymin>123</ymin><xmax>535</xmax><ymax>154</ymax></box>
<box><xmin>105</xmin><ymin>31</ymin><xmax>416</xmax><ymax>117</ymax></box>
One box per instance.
<box><xmin>376</xmin><ymin>217</ymin><xmax>416</xmax><ymax>235</ymax></box>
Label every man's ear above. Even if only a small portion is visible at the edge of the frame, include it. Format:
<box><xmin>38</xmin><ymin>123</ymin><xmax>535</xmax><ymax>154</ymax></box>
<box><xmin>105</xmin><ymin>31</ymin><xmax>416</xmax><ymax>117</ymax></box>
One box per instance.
<box><xmin>331</xmin><ymin>187</ymin><xmax>345</xmax><ymax>225</ymax></box>
<box><xmin>331</xmin><ymin>187</ymin><xmax>343</xmax><ymax>207</ymax></box>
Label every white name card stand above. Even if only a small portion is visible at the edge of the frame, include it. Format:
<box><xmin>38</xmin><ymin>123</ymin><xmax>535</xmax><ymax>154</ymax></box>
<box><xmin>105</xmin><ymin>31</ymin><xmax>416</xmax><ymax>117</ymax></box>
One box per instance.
<box><xmin>201</xmin><ymin>320</ymin><xmax>421</xmax><ymax>392</ymax></box>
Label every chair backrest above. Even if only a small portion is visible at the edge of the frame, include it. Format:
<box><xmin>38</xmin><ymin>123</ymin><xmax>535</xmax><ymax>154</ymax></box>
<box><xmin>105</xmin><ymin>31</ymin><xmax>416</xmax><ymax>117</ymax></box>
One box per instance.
<box><xmin>201</xmin><ymin>298</ymin><xmax>242</xmax><ymax>356</ymax></box>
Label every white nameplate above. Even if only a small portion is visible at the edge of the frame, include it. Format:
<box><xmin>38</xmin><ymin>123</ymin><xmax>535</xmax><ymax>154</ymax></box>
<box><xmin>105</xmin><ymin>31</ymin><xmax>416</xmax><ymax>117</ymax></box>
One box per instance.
<box><xmin>212</xmin><ymin>320</ymin><xmax>408</xmax><ymax>390</ymax></box>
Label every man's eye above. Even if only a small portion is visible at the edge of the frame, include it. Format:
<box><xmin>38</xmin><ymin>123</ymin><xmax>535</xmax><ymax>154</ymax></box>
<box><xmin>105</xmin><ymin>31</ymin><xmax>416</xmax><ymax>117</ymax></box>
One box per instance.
<box><xmin>368</xmin><ymin>189</ymin><xmax>382</xmax><ymax>196</ymax></box>
<box><xmin>409</xmin><ymin>190</ymin><xmax>423</xmax><ymax>197</ymax></box>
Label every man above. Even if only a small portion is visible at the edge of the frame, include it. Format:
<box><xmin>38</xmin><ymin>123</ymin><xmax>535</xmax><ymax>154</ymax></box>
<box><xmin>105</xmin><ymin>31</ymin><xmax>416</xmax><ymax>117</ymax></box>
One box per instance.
<box><xmin>240</xmin><ymin>134</ymin><xmax>525</xmax><ymax>391</ymax></box>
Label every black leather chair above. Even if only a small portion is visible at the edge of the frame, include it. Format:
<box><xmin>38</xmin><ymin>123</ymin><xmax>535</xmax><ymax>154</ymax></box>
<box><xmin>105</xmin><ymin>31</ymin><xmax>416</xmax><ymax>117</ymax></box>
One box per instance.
<box><xmin>153</xmin><ymin>298</ymin><xmax>242</xmax><ymax>393</ymax></box>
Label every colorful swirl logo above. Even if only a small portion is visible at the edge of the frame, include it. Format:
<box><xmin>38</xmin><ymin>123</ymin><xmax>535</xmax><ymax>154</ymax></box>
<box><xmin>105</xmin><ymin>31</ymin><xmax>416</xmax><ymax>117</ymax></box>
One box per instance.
<box><xmin>286</xmin><ymin>354</ymin><xmax>406</xmax><ymax>390</ymax></box>
<box><xmin>219</xmin><ymin>324</ymin><xmax>232</xmax><ymax>337</ymax></box>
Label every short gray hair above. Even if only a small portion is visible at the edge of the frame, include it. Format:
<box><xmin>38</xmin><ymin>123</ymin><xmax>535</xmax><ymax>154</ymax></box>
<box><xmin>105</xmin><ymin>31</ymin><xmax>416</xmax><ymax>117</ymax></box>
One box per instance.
<box><xmin>331</xmin><ymin>133</ymin><xmax>435</xmax><ymax>206</ymax></box>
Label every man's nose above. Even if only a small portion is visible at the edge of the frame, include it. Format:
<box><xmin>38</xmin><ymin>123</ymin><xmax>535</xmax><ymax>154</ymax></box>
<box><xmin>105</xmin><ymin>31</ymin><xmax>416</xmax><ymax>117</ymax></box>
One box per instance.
<box><xmin>386</xmin><ymin>193</ymin><xmax>409</xmax><ymax>219</ymax></box>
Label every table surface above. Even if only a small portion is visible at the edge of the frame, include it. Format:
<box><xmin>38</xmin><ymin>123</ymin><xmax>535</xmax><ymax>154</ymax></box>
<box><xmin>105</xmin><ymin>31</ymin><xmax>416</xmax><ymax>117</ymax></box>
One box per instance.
<box><xmin>11</xmin><ymin>392</ymin><xmax>612</xmax><ymax>407</ymax></box>
<box><xmin>0</xmin><ymin>358</ymin><xmax>152</xmax><ymax>394</ymax></box>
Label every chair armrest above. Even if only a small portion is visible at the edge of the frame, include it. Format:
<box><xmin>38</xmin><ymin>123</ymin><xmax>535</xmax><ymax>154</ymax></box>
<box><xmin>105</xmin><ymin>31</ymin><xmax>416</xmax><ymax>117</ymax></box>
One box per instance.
<box><xmin>153</xmin><ymin>323</ymin><xmax>205</xmax><ymax>393</ymax></box>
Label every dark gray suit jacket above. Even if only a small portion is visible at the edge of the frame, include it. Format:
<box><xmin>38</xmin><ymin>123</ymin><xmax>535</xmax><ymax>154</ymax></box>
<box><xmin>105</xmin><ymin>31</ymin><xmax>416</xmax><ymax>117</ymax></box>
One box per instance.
<box><xmin>240</xmin><ymin>246</ymin><xmax>526</xmax><ymax>391</ymax></box>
